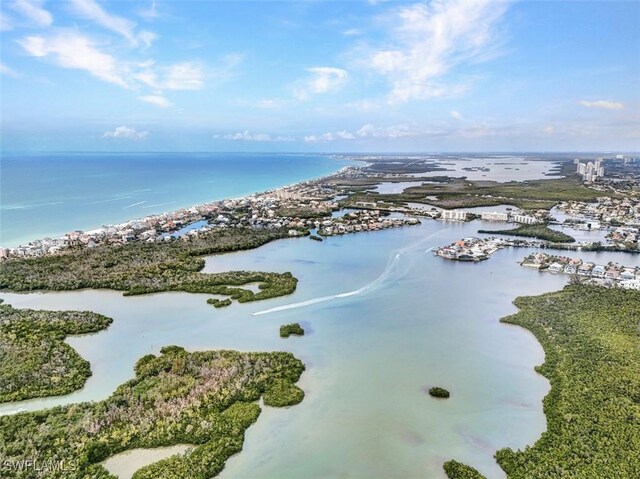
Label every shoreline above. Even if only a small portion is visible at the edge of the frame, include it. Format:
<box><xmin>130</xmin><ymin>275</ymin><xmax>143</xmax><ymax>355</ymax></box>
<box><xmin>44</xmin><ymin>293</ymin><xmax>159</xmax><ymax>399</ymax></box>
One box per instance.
<box><xmin>1</xmin><ymin>161</ymin><xmax>362</xmax><ymax>255</ymax></box>
<box><xmin>1</xmin><ymin>154</ymin><xmax>357</xmax><ymax>250</ymax></box>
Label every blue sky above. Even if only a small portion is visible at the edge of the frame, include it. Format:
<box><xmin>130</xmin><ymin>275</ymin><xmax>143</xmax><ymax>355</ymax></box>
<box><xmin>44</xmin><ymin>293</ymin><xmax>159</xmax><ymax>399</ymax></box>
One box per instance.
<box><xmin>1</xmin><ymin>0</ymin><xmax>638</xmax><ymax>152</ymax></box>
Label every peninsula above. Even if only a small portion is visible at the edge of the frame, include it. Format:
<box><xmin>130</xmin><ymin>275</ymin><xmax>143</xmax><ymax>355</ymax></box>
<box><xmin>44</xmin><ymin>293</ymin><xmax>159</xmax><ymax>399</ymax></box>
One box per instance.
<box><xmin>445</xmin><ymin>285</ymin><xmax>640</xmax><ymax>478</ymax></box>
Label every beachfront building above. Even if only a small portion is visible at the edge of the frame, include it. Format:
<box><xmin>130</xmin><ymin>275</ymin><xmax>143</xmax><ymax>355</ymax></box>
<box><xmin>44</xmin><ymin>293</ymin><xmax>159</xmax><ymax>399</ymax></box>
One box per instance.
<box><xmin>481</xmin><ymin>211</ymin><xmax>509</xmax><ymax>222</ymax></box>
<box><xmin>441</xmin><ymin>210</ymin><xmax>467</xmax><ymax>221</ymax></box>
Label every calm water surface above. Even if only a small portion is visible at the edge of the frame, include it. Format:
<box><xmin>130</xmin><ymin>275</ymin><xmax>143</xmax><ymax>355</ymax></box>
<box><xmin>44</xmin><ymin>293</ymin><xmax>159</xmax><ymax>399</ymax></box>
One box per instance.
<box><xmin>2</xmin><ymin>220</ymin><xmax>638</xmax><ymax>478</ymax></box>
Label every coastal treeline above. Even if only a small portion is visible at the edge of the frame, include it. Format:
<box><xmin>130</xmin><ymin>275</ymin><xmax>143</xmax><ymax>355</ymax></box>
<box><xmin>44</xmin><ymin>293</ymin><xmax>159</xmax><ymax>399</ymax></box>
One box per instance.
<box><xmin>477</xmin><ymin>224</ymin><xmax>576</xmax><ymax>243</ymax></box>
<box><xmin>0</xmin><ymin>228</ymin><xmax>297</xmax><ymax>305</ymax></box>
<box><xmin>445</xmin><ymin>285</ymin><xmax>640</xmax><ymax>478</ymax></box>
<box><xmin>0</xmin><ymin>300</ymin><xmax>112</xmax><ymax>403</ymax></box>
<box><xmin>0</xmin><ymin>347</ymin><xmax>305</xmax><ymax>479</ymax></box>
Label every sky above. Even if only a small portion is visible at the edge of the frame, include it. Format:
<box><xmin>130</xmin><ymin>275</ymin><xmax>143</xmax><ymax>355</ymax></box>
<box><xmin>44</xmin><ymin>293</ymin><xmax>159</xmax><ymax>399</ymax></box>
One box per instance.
<box><xmin>0</xmin><ymin>0</ymin><xmax>638</xmax><ymax>152</ymax></box>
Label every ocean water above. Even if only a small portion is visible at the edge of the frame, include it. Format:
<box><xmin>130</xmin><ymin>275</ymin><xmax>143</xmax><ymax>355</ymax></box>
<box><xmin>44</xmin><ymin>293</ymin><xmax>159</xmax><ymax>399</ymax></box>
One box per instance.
<box><xmin>0</xmin><ymin>152</ymin><xmax>348</xmax><ymax>247</ymax></box>
<box><xmin>3</xmin><ymin>220</ymin><xmax>639</xmax><ymax>478</ymax></box>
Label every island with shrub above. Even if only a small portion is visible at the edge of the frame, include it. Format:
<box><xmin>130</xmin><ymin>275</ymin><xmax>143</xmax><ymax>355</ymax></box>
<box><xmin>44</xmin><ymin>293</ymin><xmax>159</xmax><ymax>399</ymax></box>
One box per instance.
<box><xmin>280</xmin><ymin>323</ymin><xmax>305</xmax><ymax>338</ymax></box>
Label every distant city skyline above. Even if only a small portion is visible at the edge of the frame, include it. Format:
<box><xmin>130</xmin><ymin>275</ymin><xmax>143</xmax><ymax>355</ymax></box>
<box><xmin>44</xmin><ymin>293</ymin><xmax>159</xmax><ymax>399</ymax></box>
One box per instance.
<box><xmin>1</xmin><ymin>0</ymin><xmax>639</xmax><ymax>152</ymax></box>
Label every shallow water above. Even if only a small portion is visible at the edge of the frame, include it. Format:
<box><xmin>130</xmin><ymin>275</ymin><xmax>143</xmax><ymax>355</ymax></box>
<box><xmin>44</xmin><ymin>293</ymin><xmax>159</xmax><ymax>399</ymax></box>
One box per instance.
<box><xmin>408</xmin><ymin>157</ymin><xmax>561</xmax><ymax>182</ymax></box>
<box><xmin>374</xmin><ymin>181</ymin><xmax>424</xmax><ymax>194</ymax></box>
<box><xmin>101</xmin><ymin>445</ymin><xmax>193</xmax><ymax>479</ymax></box>
<box><xmin>2</xmin><ymin>220</ymin><xmax>638</xmax><ymax>478</ymax></box>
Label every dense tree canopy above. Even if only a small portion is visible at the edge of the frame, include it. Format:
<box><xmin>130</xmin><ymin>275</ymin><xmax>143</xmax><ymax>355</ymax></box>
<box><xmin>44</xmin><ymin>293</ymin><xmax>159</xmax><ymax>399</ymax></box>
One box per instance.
<box><xmin>0</xmin><ymin>228</ymin><xmax>297</xmax><ymax>306</ymax></box>
<box><xmin>0</xmin><ymin>347</ymin><xmax>305</xmax><ymax>479</ymax></box>
<box><xmin>0</xmin><ymin>301</ymin><xmax>112</xmax><ymax>403</ymax></box>
<box><xmin>445</xmin><ymin>286</ymin><xmax>640</xmax><ymax>479</ymax></box>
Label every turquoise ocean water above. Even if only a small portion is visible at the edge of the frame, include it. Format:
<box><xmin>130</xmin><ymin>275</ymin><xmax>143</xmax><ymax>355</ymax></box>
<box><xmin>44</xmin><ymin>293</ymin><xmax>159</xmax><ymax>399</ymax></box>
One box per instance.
<box><xmin>0</xmin><ymin>152</ymin><xmax>348</xmax><ymax>247</ymax></box>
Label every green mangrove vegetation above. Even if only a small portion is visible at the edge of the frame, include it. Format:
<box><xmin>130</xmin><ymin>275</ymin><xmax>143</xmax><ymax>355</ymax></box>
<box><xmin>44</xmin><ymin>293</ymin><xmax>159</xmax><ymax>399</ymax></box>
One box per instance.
<box><xmin>477</xmin><ymin>224</ymin><xmax>576</xmax><ymax>243</ymax></box>
<box><xmin>428</xmin><ymin>387</ymin><xmax>450</xmax><ymax>398</ymax></box>
<box><xmin>443</xmin><ymin>460</ymin><xmax>486</xmax><ymax>479</ymax></box>
<box><xmin>445</xmin><ymin>285</ymin><xmax>640</xmax><ymax>479</ymax></box>
<box><xmin>262</xmin><ymin>378</ymin><xmax>305</xmax><ymax>407</ymax></box>
<box><xmin>0</xmin><ymin>347</ymin><xmax>305</xmax><ymax>479</ymax></box>
<box><xmin>0</xmin><ymin>228</ymin><xmax>297</xmax><ymax>306</ymax></box>
<box><xmin>207</xmin><ymin>298</ymin><xmax>232</xmax><ymax>308</ymax></box>
<box><xmin>280</xmin><ymin>323</ymin><xmax>305</xmax><ymax>338</ymax></box>
<box><xmin>0</xmin><ymin>300</ymin><xmax>112</xmax><ymax>403</ymax></box>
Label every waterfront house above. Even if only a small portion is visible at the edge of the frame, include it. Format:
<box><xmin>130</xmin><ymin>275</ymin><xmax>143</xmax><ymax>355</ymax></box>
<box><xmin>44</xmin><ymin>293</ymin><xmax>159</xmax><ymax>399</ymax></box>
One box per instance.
<box><xmin>621</xmin><ymin>269</ymin><xmax>636</xmax><ymax>281</ymax></box>
<box><xmin>591</xmin><ymin>265</ymin><xmax>606</xmax><ymax>278</ymax></box>
<box><xmin>605</xmin><ymin>269</ymin><xmax>620</xmax><ymax>280</ymax></box>
<box><xmin>548</xmin><ymin>262</ymin><xmax>564</xmax><ymax>273</ymax></box>
<box><xmin>578</xmin><ymin>263</ymin><xmax>594</xmax><ymax>276</ymax></box>
<box><xmin>564</xmin><ymin>263</ymin><xmax>577</xmax><ymax>274</ymax></box>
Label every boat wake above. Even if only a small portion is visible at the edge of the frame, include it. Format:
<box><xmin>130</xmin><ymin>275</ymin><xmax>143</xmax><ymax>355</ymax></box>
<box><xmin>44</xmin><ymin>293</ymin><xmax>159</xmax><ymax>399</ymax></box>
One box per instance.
<box><xmin>252</xmin><ymin>229</ymin><xmax>443</xmax><ymax>316</ymax></box>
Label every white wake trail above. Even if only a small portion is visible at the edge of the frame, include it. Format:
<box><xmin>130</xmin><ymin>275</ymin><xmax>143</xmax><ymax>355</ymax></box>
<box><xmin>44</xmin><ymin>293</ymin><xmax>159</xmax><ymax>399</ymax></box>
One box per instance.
<box><xmin>252</xmin><ymin>229</ymin><xmax>442</xmax><ymax>316</ymax></box>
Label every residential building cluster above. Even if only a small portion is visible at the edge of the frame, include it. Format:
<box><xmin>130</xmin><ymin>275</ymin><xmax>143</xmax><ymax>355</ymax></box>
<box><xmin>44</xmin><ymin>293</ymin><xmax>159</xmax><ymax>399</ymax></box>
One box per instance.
<box><xmin>317</xmin><ymin>211</ymin><xmax>419</xmax><ymax>236</ymax></box>
<box><xmin>1</xmin><ymin>167</ymin><xmax>427</xmax><ymax>260</ymax></box>
<box><xmin>556</xmin><ymin>197</ymin><xmax>640</xmax><ymax>227</ymax></box>
<box><xmin>435</xmin><ymin>237</ymin><xmax>512</xmax><ymax>262</ymax></box>
<box><xmin>521</xmin><ymin>252</ymin><xmax>640</xmax><ymax>289</ymax></box>
<box><xmin>0</xmin><ymin>175</ymin><xmax>345</xmax><ymax>260</ymax></box>
<box><xmin>606</xmin><ymin>226</ymin><xmax>639</xmax><ymax>250</ymax></box>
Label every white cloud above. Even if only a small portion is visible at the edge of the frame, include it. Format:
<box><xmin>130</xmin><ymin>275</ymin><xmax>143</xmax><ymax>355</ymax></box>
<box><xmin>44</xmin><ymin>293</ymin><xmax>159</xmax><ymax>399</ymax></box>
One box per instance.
<box><xmin>68</xmin><ymin>0</ymin><xmax>156</xmax><ymax>47</ymax></box>
<box><xmin>450</xmin><ymin>110</ymin><xmax>464</xmax><ymax>120</ymax></box>
<box><xmin>214</xmin><ymin>131</ymin><xmax>294</xmax><ymax>142</ymax></box>
<box><xmin>366</xmin><ymin>0</ymin><xmax>509</xmax><ymax>103</ymax></box>
<box><xmin>19</xmin><ymin>32</ymin><xmax>128</xmax><ymax>87</ymax></box>
<box><xmin>103</xmin><ymin>125</ymin><xmax>148</xmax><ymax>139</ymax></box>
<box><xmin>11</xmin><ymin>0</ymin><xmax>52</xmax><ymax>27</ymax></box>
<box><xmin>296</xmin><ymin>66</ymin><xmax>349</xmax><ymax>99</ymax></box>
<box><xmin>135</xmin><ymin>62</ymin><xmax>204</xmax><ymax>91</ymax></box>
<box><xmin>138</xmin><ymin>0</ymin><xmax>159</xmax><ymax>21</ymax></box>
<box><xmin>336</xmin><ymin>130</ymin><xmax>356</xmax><ymax>139</ymax></box>
<box><xmin>305</xmin><ymin>123</ymin><xmax>450</xmax><ymax>142</ymax></box>
<box><xmin>163</xmin><ymin>62</ymin><xmax>203</xmax><ymax>90</ymax></box>
<box><xmin>343</xmin><ymin>28</ymin><xmax>363</xmax><ymax>36</ymax></box>
<box><xmin>0</xmin><ymin>62</ymin><xmax>20</xmax><ymax>78</ymax></box>
<box><xmin>579</xmin><ymin>100</ymin><xmax>624</xmax><ymax>110</ymax></box>
<box><xmin>138</xmin><ymin>94</ymin><xmax>170</xmax><ymax>108</ymax></box>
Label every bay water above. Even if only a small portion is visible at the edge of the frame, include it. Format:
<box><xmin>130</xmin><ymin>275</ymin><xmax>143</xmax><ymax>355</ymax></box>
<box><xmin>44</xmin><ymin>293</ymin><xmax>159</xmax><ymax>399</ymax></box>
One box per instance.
<box><xmin>2</xmin><ymin>219</ymin><xmax>638</xmax><ymax>477</ymax></box>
